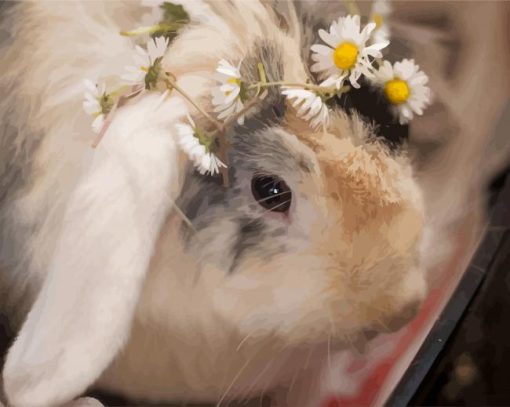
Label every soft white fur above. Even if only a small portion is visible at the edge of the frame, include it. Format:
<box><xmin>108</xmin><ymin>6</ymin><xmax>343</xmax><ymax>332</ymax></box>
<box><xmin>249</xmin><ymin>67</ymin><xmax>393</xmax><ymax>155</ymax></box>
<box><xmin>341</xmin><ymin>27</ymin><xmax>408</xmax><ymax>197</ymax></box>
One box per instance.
<box><xmin>3</xmin><ymin>94</ymin><xmax>186</xmax><ymax>407</ymax></box>
<box><xmin>0</xmin><ymin>1</ymin><xmax>509</xmax><ymax>406</ymax></box>
<box><xmin>0</xmin><ymin>1</ymin><xmax>300</xmax><ymax>405</ymax></box>
<box><xmin>0</xmin><ymin>1</ymin><xmax>196</xmax><ymax>404</ymax></box>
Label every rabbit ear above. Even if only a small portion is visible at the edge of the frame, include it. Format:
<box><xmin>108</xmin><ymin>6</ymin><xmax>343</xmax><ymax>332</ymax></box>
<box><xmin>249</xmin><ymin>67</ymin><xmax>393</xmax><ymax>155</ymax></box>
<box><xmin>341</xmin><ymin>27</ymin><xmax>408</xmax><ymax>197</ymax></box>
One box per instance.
<box><xmin>3</xmin><ymin>94</ymin><xmax>187</xmax><ymax>407</ymax></box>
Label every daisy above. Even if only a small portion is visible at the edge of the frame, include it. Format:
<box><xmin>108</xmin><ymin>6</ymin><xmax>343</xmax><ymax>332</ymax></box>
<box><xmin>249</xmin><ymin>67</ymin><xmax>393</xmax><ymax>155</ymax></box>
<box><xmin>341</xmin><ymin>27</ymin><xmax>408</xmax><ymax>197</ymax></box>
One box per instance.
<box><xmin>122</xmin><ymin>36</ymin><xmax>169</xmax><ymax>89</ymax></box>
<box><xmin>370</xmin><ymin>0</ymin><xmax>392</xmax><ymax>44</ymax></box>
<box><xmin>310</xmin><ymin>15</ymin><xmax>389</xmax><ymax>89</ymax></box>
<box><xmin>282</xmin><ymin>87</ymin><xmax>329</xmax><ymax>129</ymax></box>
<box><xmin>371</xmin><ymin>59</ymin><xmax>431</xmax><ymax>124</ymax></box>
<box><xmin>176</xmin><ymin>115</ymin><xmax>226</xmax><ymax>175</ymax></box>
<box><xmin>211</xmin><ymin>59</ymin><xmax>246</xmax><ymax>125</ymax></box>
<box><xmin>82</xmin><ymin>79</ymin><xmax>113</xmax><ymax>134</ymax></box>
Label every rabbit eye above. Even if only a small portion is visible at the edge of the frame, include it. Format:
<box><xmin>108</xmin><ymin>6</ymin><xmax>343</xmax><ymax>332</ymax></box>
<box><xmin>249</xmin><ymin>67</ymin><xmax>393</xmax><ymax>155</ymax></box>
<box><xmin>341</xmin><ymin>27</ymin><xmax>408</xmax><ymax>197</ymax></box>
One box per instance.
<box><xmin>251</xmin><ymin>175</ymin><xmax>292</xmax><ymax>213</ymax></box>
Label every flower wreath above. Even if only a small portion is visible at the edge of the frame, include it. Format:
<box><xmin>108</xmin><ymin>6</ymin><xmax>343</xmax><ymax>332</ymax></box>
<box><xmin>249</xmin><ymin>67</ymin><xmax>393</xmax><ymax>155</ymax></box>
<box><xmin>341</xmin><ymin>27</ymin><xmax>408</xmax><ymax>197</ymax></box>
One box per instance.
<box><xmin>83</xmin><ymin>0</ymin><xmax>431</xmax><ymax>183</ymax></box>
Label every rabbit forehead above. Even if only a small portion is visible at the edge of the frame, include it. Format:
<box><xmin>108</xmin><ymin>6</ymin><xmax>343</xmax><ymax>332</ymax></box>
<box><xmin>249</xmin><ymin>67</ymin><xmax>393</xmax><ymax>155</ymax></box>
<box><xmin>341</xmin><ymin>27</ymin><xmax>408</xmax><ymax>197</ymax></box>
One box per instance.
<box><xmin>282</xmin><ymin>113</ymin><xmax>419</xmax><ymax>200</ymax></box>
<box><xmin>277</xmin><ymin>112</ymin><xmax>425</xmax><ymax>258</ymax></box>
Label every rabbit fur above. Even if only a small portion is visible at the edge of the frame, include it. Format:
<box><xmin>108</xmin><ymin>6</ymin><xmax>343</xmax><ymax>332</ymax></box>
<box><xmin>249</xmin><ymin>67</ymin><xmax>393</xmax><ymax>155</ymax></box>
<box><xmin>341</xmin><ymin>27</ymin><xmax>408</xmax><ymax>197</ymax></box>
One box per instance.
<box><xmin>0</xmin><ymin>1</ymin><xmax>508</xmax><ymax>406</ymax></box>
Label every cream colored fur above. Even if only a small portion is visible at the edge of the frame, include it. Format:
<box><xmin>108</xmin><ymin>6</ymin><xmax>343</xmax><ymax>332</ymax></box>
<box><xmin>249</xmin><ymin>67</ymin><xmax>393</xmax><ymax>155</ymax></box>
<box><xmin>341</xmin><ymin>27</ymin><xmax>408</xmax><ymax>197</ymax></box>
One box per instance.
<box><xmin>0</xmin><ymin>1</ymin><xmax>508</xmax><ymax>407</ymax></box>
<box><xmin>0</xmin><ymin>1</ymin><xmax>332</xmax><ymax>405</ymax></box>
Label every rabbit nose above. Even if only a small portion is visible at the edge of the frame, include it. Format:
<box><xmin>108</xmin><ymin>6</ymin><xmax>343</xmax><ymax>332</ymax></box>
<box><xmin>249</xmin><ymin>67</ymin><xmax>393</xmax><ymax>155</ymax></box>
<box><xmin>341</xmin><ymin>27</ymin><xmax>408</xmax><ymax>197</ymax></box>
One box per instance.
<box><xmin>384</xmin><ymin>299</ymin><xmax>421</xmax><ymax>333</ymax></box>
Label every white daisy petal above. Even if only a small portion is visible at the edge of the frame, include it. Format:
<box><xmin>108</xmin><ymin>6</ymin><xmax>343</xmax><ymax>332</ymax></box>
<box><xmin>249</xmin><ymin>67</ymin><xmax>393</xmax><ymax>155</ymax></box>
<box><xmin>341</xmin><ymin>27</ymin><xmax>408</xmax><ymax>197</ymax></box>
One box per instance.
<box><xmin>318</xmin><ymin>28</ymin><xmax>340</xmax><ymax>48</ymax></box>
<box><xmin>234</xmin><ymin>99</ymin><xmax>245</xmax><ymax>125</ymax></box>
<box><xmin>151</xmin><ymin>36</ymin><xmax>169</xmax><ymax>62</ymax></box>
<box><xmin>303</xmin><ymin>97</ymin><xmax>321</xmax><ymax>120</ymax></box>
<box><xmin>211</xmin><ymin>59</ymin><xmax>245</xmax><ymax>124</ymax></box>
<box><xmin>82</xmin><ymin>79</ymin><xmax>112</xmax><ymax>133</ymax></box>
<box><xmin>147</xmin><ymin>39</ymin><xmax>157</xmax><ymax>62</ymax></box>
<box><xmin>189</xmin><ymin>144</ymin><xmax>207</xmax><ymax>160</ymax></box>
<box><xmin>83</xmin><ymin>101</ymin><xmax>99</xmax><ymax>115</ymax></box>
<box><xmin>320</xmin><ymin>74</ymin><xmax>347</xmax><ymax>89</ymax></box>
<box><xmin>216</xmin><ymin>59</ymin><xmax>241</xmax><ymax>77</ymax></box>
<box><xmin>134</xmin><ymin>45</ymin><xmax>149</xmax><ymax>64</ymax></box>
<box><xmin>311</xmin><ymin>61</ymin><xmax>331</xmax><ymax>74</ymax></box>
<box><xmin>372</xmin><ymin>0</ymin><xmax>391</xmax><ymax>16</ymax></box>
<box><xmin>182</xmin><ymin>136</ymin><xmax>199</xmax><ymax>149</ymax></box>
<box><xmin>91</xmin><ymin>114</ymin><xmax>105</xmax><ymax>134</ymax></box>
<box><xmin>216</xmin><ymin>102</ymin><xmax>237</xmax><ymax>119</ymax></box>
<box><xmin>282</xmin><ymin>87</ymin><xmax>329</xmax><ymax>129</ymax></box>
<box><xmin>217</xmin><ymin>67</ymin><xmax>240</xmax><ymax>78</ymax></box>
<box><xmin>365</xmin><ymin>40</ymin><xmax>389</xmax><ymax>53</ymax></box>
<box><xmin>372</xmin><ymin>25</ymin><xmax>390</xmax><ymax>44</ymax></box>
<box><xmin>83</xmin><ymin>79</ymin><xmax>98</xmax><ymax>95</ymax></box>
<box><xmin>359</xmin><ymin>21</ymin><xmax>377</xmax><ymax>43</ymax></box>
<box><xmin>370</xmin><ymin>0</ymin><xmax>392</xmax><ymax>44</ymax></box>
<box><xmin>297</xmin><ymin>96</ymin><xmax>314</xmax><ymax>115</ymax></box>
<box><xmin>123</xmin><ymin>37</ymin><xmax>169</xmax><ymax>86</ymax></box>
<box><xmin>310</xmin><ymin>44</ymin><xmax>334</xmax><ymax>56</ymax></box>
<box><xmin>199</xmin><ymin>154</ymin><xmax>212</xmax><ymax>174</ymax></box>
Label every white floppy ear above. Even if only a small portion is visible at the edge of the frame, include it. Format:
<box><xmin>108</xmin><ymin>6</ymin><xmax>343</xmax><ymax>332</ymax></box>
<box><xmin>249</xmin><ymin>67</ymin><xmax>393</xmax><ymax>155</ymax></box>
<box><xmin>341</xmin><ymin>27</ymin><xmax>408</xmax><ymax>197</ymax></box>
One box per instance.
<box><xmin>3</xmin><ymin>93</ymin><xmax>187</xmax><ymax>407</ymax></box>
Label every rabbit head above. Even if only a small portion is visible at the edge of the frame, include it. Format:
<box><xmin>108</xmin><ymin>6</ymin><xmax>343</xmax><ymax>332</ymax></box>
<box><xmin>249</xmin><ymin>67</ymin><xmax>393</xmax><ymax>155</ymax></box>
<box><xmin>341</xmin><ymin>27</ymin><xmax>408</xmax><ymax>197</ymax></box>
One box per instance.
<box><xmin>174</xmin><ymin>75</ymin><xmax>426</xmax><ymax>347</ymax></box>
<box><xmin>1</xmin><ymin>1</ymin><xmax>427</xmax><ymax>405</ymax></box>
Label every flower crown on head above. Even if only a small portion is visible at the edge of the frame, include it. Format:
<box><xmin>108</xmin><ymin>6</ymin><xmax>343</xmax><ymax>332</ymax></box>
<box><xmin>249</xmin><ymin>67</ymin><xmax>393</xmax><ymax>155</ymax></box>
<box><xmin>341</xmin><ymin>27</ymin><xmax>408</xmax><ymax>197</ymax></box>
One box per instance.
<box><xmin>83</xmin><ymin>0</ymin><xmax>431</xmax><ymax>184</ymax></box>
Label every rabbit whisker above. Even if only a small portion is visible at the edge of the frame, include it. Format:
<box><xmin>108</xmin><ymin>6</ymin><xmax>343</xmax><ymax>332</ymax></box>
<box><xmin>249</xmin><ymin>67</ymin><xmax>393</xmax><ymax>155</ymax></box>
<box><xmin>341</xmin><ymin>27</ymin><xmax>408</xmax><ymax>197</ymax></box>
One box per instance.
<box><xmin>232</xmin><ymin>191</ymin><xmax>292</xmax><ymax>214</ymax></box>
<box><xmin>216</xmin><ymin>357</ymin><xmax>252</xmax><ymax>407</ymax></box>
<box><xmin>256</xmin><ymin>191</ymin><xmax>291</xmax><ymax>204</ymax></box>
<box><xmin>286</xmin><ymin>359</ymin><xmax>302</xmax><ymax>402</ymax></box>
<box><xmin>285</xmin><ymin>344</ymin><xmax>317</xmax><ymax>404</ymax></box>
<box><xmin>304</xmin><ymin>345</ymin><xmax>315</xmax><ymax>370</ymax></box>
<box><xmin>172</xmin><ymin>202</ymin><xmax>196</xmax><ymax>233</ymax></box>
<box><xmin>236</xmin><ymin>331</ymin><xmax>254</xmax><ymax>352</ymax></box>
<box><xmin>241</xmin><ymin>356</ymin><xmax>275</xmax><ymax>405</ymax></box>
<box><xmin>251</xmin><ymin>199</ymin><xmax>292</xmax><ymax>219</ymax></box>
<box><xmin>327</xmin><ymin>332</ymin><xmax>333</xmax><ymax>379</ymax></box>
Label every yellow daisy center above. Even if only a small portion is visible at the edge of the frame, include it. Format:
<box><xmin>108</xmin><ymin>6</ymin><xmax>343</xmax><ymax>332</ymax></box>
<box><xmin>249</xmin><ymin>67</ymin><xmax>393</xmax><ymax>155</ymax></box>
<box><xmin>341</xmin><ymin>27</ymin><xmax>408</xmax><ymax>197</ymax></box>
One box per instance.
<box><xmin>372</xmin><ymin>13</ymin><xmax>384</xmax><ymax>29</ymax></box>
<box><xmin>225</xmin><ymin>77</ymin><xmax>241</xmax><ymax>96</ymax></box>
<box><xmin>384</xmin><ymin>79</ymin><xmax>410</xmax><ymax>105</ymax></box>
<box><xmin>333</xmin><ymin>42</ymin><xmax>359</xmax><ymax>70</ymax></box>
<box><xmin>227</xmin><ymin>77</ymin><xmax>241</xmax><ymax>86</ymax></box>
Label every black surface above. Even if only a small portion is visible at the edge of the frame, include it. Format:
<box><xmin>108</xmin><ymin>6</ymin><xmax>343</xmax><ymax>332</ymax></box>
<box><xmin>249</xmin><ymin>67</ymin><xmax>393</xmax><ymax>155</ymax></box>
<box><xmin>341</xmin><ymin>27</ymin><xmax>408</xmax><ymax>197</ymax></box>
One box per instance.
<box><xmin>388</xmin><ymin>167</ymin><xmax>510</xmax><ymax>406</ymax></box>
<box><xmin>334</xmin><ymin>79</ymin><xmax>410</xmax><ymax>150</ymax></box>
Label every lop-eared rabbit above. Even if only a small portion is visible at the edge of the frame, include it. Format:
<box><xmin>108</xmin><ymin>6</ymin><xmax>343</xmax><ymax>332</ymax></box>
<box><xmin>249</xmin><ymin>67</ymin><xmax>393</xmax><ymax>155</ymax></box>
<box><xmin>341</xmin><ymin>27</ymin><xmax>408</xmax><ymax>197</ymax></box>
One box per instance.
<box><xmin>0</xmin><ymin>1</ymin><xmax>508</xmax><ymax>406</ymax></box>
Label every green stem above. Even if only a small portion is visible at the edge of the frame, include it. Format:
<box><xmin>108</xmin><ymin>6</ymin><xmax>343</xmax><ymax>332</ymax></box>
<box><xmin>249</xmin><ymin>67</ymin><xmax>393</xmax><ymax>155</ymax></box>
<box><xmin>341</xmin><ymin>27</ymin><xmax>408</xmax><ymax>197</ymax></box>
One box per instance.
<box><xmin>248</xmin><ymin>81</ymin><xmax>350</xmax><ymax>96</ymax></box>
<box><xmin>163</xmin><ymin>72</ymin><xmax>230</xmax><ymax>187</ymax></box>
<box><xmin>164</xmin><ymin>73</ymin><xmax>224</xmax><ymax>131</ymax></box>
<box><xmin>120</xmin><ymin>22</ymin><xmax>183</xmax><ymax>37</ymax></box>
<box><xmin>108</xmin><ymin>85</ymin><xmax>132</xmax><ymax>100</ymax></box>
<box><xmin>257</xmin><ymin>63</ymin><xmax>267</xmax><ymax>84</ymax></box>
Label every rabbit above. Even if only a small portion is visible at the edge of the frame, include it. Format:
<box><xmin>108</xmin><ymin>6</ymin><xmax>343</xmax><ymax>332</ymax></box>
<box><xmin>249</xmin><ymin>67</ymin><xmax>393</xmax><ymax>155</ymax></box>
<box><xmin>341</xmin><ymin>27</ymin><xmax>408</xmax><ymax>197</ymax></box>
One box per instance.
<box><xmin>0</xmin><ymin>0</ymin><xmax>508</xmax><ymax>406</ymax></box>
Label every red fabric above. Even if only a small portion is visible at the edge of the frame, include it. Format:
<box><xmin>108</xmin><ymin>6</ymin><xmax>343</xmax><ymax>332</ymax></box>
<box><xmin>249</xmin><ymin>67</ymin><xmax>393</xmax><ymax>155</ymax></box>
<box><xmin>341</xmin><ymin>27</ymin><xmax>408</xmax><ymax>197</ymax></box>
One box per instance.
<box><xmin>321</xmin><ymin>227</ymin><xmax>470</xmax><ymax>407</ymax></box>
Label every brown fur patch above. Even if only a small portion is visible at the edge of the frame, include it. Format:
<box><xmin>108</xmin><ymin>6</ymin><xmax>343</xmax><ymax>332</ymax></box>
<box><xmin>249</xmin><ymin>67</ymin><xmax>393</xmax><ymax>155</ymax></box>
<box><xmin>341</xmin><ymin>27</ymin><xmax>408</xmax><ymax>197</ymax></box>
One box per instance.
<box><xmin>286</xmin><ymin>111</ymin><xmax>419</xmax><ymax>234</ymax></box>
<box><xmin>283</xmin><ymin>109</ymin><xmax>425</xmax><ymax>330</ymax></box>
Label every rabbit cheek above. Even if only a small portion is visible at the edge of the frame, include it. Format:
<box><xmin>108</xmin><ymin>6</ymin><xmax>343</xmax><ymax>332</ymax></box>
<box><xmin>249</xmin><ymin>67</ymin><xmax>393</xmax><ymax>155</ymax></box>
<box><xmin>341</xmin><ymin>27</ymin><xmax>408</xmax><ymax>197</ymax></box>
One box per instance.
<box><xmin>316</xmin><ymin>150</ymin><xmax>426</xmax><ymax>335</ymax></box>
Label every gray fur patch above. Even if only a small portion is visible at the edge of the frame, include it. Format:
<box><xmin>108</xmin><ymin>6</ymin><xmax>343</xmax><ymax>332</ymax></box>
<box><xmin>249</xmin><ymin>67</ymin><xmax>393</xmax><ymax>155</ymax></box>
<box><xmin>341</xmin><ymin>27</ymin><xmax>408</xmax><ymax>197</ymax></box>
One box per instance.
<box><xmin>240</xmin><ymin>41</ymin><xmax>286</xmax><ymax>124</ymax></box>
<box><xmin>229</xmin><ymin>218</ymin><xmax>266</xmax><ymax>273</ymax></box>
<box><xmin>176</xmin><ymin>124</ymin><xmax>296</xmax><ymax>275</ymax></box>
<box><xmin>0</xmin><ymin>3</ymin><xmax>45</xmax><ymax>321</ymax></box>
